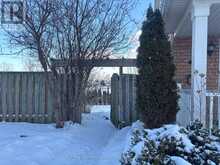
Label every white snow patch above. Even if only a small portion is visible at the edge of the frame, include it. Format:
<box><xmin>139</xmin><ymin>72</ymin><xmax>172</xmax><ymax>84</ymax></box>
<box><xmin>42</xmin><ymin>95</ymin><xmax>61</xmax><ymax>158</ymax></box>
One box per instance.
<box><xmin>171</xmin><ymin>156</ymin><xmax>191</xmax><ymax>165</ymax></box>
<box><xmin>98</xmin><ymin>127</ymin><xmax>130</xmax><ymax>165</ymax></box>
<box><xmin>90</xmin><ymin>105</ymin><xmax>111</xmax><ymax>115</ymax></box>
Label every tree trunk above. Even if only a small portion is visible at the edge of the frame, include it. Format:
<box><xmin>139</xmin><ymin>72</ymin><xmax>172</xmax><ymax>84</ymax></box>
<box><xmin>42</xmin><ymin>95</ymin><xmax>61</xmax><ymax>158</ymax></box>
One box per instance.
<box><xmin>47</xmin><ymin>74</ymin><xmax>64</xmax><ymax>128</ymax></box>
<box><xmin>71</xmin><ymin>68</ymin><xmax>90</xmax><ymax>123</ymax></box>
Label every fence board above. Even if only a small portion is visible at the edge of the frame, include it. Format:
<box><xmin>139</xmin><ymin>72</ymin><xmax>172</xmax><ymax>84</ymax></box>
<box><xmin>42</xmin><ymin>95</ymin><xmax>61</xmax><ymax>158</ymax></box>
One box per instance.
<box><xmin>33</xmin><ymin>73</ymin><xmax>38</xmax><ymax>122</ymax></box>
<box><xmin>2</xmin><ymin>73</ymin><xmax>7</xmax><ymax>121</ymax></box>
<box><xmin>124</xmin><ymin>75</ymin><xmax>130</xmax><ymax>124</ymax></box>
<box><xmin>47</xmin><ymin>76</ymin><xmax>54</xmax><ymax>123</ymax></box>
<box><xmin>132</xmin><ymin>75</ymin><xmax>137</xmax><ymax>122</ymax></box>
<box><xmin>38</xmin><ymin>73</ymin><xmax>43</xmax><ymax>121</ymax></box>
<box><xmin>44</xmin><ymin>76</ymin><xmax>48</xmax><ymax>122</ymax></box>
<box><xmin>15</xmin><ymin>74</ymin><xmax>20</xmax><ymax>122</ymax></box>
<box><xmin>111</xmin><ymin>74</ymin><xmax>119</xmax><ymax>126</ymax></box>
<box><xmin>5</xmin><ymin>73</ymin><xmax>9</xmax><ymax>121</ymax></box>
<box><xmin>8</xmin><ymin>73</ymin><xmax>14</xmax><ymax>122</ymax></box>
<box><xmin>21</xmin><ymin>73</ymin><xmax>27</xmax><ymax>121</ymax></box>
<box><xmin>27</xmin><ymin>75</ymin><xmax>34</xmax><ymax>122</ymax></box>
<box><xmin>12</xmin><ymin>74</ymin><xmax>16</xmax><ymax>121</ymax></box>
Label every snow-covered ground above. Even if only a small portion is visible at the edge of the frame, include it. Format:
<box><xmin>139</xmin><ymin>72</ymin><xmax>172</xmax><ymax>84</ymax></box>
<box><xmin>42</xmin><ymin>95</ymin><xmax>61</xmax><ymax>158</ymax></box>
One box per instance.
<box><xmin>0</xmin><ymin>105</ymin><xmax>129</xmax><ymax>165</ymax></box>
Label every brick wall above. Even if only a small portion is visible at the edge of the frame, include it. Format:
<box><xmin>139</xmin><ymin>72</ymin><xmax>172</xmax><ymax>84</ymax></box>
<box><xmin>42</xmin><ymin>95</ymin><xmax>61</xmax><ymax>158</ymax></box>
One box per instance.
<box><xmin>173</xmin><ymin>37</ymin><xmax>220</xmax><ymax>90</ymax></box>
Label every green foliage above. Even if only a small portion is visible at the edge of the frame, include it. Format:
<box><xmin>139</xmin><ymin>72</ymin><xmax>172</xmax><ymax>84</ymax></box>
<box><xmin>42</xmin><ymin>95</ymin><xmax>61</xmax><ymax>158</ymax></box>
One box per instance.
<box><xmin>136</xmin><ymin>6</ymin><xmax>179</xmax><ymax>128</ymax></box>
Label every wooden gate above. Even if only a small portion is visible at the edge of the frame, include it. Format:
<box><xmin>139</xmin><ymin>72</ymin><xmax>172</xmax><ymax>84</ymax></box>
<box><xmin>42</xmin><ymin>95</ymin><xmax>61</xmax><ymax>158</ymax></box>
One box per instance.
<box><xmin>111</xmin><ymin>74</ymin><xmax>138</xmax><ymax>128</ymax></box>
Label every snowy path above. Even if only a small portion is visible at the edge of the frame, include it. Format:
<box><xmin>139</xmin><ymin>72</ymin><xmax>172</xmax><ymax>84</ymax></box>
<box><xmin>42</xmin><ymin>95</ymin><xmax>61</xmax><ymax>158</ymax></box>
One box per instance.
<box><xmin>98</xmin><ymin>127</ymin><xmax>130</xmax><ymax>165</ymax></box>
<box><xmin>0</xmin><ymin>105</ymin><xmax>130</xmax><ymax>165</ymax></box>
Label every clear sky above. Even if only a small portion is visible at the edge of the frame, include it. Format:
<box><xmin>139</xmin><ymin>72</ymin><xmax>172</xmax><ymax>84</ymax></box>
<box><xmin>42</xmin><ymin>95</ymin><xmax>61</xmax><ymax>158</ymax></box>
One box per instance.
<box><xmin>0</xmin><ymin>0</ymin><xmax>153</xmax><ymax>72</ymax></box>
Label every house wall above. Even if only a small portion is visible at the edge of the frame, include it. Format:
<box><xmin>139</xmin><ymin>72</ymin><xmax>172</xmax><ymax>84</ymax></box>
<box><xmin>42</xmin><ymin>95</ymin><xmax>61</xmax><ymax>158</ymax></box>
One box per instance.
<box><xmin>173</xmin><ymin>37</ymin><xmax>220</xmax><ymax>91</ymax></box>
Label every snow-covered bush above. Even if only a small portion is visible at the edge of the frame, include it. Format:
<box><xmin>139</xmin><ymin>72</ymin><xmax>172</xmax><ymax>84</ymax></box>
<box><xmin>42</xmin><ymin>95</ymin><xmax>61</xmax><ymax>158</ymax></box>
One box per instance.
<box><xmin>120</xmin><ymin>121</ymin><xmax>220</xmax><ymax>165</ymax></box>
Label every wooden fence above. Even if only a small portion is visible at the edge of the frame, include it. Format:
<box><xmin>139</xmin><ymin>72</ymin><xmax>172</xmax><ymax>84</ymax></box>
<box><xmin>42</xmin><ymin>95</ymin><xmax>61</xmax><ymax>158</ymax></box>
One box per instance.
<box><xmin>111</xmin><ymin>74</ymin><xmax>220</xmax><ymax>129</ymax></box>
<box><xmin>111</xmin><ymin>74</ymin><xmax>138</xmax><ymax>128</ymax></box>
<box><xmin>0</xmin><ymin>72</ymin><xmax>70</xmax><ymax>123</ymax></box>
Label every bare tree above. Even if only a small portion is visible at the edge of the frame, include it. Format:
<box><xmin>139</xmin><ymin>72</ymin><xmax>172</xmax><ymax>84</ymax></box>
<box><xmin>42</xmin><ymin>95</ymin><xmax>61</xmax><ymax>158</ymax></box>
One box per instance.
<box><xmin>6</xmin><ymin>0</ymin><xmax>136</xmax><ymax>127</ymax></box>
<box><xmin>6</xmin><ymin>0</ymin><xmax>54</xmax><ymax>71</ymax></box>
<box><xmin>52</xmin><ymin>0</ymin><xmax>135</xmax><ymax>121</ymax></box>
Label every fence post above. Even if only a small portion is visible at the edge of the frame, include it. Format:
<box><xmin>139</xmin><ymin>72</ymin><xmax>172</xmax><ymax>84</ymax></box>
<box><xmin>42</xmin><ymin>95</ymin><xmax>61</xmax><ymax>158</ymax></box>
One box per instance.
<box><xmin>118</xmin><ymin>75</ymin><xmax>124</xmax><ymax>127</ymax></box>
<box><xmin>119</xmin><ymin>67</ymin><xmax>123</xmax><ymax>75</ymax></box>
<box><xmin>111</xmin><ymin>74</ymin><xmax>119</xmax><ymax>126</ymax></box>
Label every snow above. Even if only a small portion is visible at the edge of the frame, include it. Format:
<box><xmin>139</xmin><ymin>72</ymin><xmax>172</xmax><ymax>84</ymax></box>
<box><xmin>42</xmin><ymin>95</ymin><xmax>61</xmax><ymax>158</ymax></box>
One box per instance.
<box><xmin>0</xmin><ymin>105</ymin><xmax>129</xmax><ymax>165</ymax></box>
<box><xmin>214</xmin><ymin>142</ymin><xmax>220</xmax><ymax>152</ymax></box>
<box><xmin>146</xmin><ymin>124</ymin><xmax>194</xmax><ymax>153</ymax></box>
<box><xmin>122</xmin><ymin>121</ymin><xmax>145</xmax><ymax>151</ymax></box>
<box><xmin>171</xmin><ymin>156</ymin><xmax>191</xmax><ymax>165</ymax></box>
<box><xmin>98</xmin><ymin>127</ymin><xmax>130</xmax><ymax>165</ymax></box>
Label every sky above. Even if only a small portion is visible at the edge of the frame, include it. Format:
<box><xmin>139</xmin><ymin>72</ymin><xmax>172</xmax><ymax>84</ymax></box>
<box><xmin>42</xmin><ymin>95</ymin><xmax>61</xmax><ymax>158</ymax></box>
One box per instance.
<box><xmin>0</xmin><ymin>0</ymin><xmax>153</xmax><ymax>74</ymax></box>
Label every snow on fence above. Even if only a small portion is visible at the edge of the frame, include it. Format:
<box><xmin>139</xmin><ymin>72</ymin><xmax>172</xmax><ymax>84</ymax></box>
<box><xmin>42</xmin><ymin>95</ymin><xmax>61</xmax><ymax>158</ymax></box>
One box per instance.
<box><xmin>0</xmin><ymin>72</ymin><xmax>69</xmax><ymax>123</ymax></box>
<box><xmin>111</xmin><ymin>74</ymin><xmax>138</xmax><ymax>128</ymax></box>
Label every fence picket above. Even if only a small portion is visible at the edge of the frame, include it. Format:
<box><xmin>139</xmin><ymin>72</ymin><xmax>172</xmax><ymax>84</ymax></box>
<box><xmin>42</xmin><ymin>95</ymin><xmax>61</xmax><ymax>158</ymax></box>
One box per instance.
<box><xmin>15</xmin><ymin>74</ymin><xmax>20</xmax><ymax>122</ymax></box>
<box><xmin>2</xmin><ymin>73</ymin><xmax>7</xmax><ymax>121</ymax></box>
<box><xmin>8</xmin><ymin>73</ymin><xmax>14</xmax><ymax>122</ymax></box>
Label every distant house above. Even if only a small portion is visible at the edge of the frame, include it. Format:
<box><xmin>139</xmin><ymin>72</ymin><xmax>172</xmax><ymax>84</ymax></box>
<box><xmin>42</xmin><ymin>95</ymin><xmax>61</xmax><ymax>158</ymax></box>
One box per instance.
<box><xmin>155</xmin><ymin>0</ymin><xmax>220</xmax><ymax>128</ymax></box>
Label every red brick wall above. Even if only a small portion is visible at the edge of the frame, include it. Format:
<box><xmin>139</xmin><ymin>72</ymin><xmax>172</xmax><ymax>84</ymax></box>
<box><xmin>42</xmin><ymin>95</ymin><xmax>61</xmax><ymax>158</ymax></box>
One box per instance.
<box><xmin>173</xmin><ymin>37</ymin><xmax>219</xmax><ymax>90</ymax></box>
